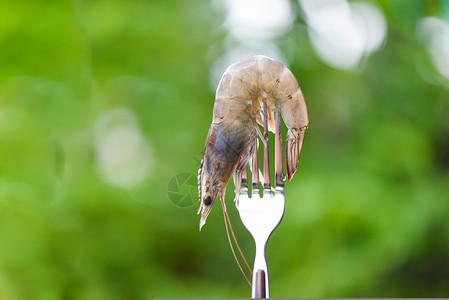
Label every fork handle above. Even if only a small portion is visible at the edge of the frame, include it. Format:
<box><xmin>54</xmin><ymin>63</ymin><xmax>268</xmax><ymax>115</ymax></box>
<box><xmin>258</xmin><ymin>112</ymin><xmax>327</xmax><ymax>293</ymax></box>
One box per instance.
<box><xmin>254</xmin><ymin>269</ymin><xmax>266</xmax><ymax>298</ymax></box>
<box><xmin>252</xmin><ymin>240</ymin><xmax>269</xmax><ymax>298</ymax></box>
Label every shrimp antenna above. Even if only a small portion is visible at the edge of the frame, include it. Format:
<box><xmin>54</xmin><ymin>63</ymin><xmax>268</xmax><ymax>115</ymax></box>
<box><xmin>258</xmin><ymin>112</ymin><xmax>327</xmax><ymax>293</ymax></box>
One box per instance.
<box><xmin>224</xmin><ymin>200</ymin><xmax>253</xmax><ymax>275</ymax></box>
<box><xmin>219</xmin><ymin>197</ymin><xmax>252</xmax><ymax>287</ymax></box>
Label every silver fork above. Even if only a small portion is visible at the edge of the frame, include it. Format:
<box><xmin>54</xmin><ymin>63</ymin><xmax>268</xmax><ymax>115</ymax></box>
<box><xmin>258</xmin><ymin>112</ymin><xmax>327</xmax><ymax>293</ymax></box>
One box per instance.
<box><xmin>237</xmin><ymin>98</ymin><xmax>285</xmax><ymax>298</ymax></box>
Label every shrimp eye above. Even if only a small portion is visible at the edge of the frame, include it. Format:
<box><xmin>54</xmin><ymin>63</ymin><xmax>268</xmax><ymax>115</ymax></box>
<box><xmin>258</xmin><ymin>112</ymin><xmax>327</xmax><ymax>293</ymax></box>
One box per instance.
<box><xmin>203</xmin><ymin>196</ymin><xmax>212</xmax><ymax>205</ymax></box>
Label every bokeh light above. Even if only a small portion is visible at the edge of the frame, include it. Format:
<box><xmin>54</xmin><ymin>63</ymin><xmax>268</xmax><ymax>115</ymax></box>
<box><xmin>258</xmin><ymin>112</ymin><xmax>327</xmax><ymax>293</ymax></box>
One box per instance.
<box><xmin>221</xmin><ymin>0</ymin><xmax>294</xmax><ymax>42</ymax></box>
<box><xmin>417</xmin><ymin>17</ymin><xmax>449</xmax><ymax>81</ymax></box>
<box><xmin>299</xmin><ymin>0</ymin><xmax>387</xmax><ymax>69</ymax></box>
<box><xmin>94</xmin><ymin>107</ymin><xmax>153</xmax><ymax>188</ymax></box>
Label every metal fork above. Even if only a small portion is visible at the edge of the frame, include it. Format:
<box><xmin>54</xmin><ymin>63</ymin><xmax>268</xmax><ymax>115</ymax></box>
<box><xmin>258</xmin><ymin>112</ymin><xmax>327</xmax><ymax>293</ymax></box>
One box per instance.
<box><xmin>237</xmin><ymin>98</ymin><xmax>285</xmax><ymax>298</ymax></box>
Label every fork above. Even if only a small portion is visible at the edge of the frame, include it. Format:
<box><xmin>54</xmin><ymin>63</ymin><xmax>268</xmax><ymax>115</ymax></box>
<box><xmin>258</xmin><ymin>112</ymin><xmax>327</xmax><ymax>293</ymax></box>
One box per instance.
<box><xmin>237</xmin><ymin>98</ymin><xmax>285</xmax><ymax>298</ymax></box>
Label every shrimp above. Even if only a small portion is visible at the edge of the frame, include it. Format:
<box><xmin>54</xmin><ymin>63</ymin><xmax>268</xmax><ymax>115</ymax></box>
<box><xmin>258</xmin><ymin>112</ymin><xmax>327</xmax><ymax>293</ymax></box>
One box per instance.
<box><xmin>198</xmin><ymin>55</ymin><xmax>308</xmax><ymax>229</ymax></box>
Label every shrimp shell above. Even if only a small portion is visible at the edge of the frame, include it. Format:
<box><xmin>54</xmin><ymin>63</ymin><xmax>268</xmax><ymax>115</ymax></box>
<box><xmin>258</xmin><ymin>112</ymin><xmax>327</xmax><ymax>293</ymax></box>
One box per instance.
<box><xmin>198</xmin><ymin>55</ymin><xmax>308</xmax><ymax>229</ymax></box>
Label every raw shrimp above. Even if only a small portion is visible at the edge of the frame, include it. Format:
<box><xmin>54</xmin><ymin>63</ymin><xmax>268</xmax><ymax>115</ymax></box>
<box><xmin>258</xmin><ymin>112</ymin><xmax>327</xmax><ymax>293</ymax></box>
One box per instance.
<box><xmin>198</xmin><ymin>55</ymin><xmax>308</xmax><ymax>229</ymax></box>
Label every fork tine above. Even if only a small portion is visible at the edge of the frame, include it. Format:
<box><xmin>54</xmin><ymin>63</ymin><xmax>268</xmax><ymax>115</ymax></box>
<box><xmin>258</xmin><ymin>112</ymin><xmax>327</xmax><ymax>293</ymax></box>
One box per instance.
<box><xmin>275</xmin><ymin>109</ymin><xmax>284</xmax><ymax>191</ymax></box>
<box><xmin>251</xmin><ymin>138</ymin><xmax>259</xmax><ymax>196</ymax></box>
<box><xmin>241</xmin><ymin>165</ymin><xmax>248</xmax><ymax>195</ymax></box>
<box><xmin>262</xmin><ymin>97</ymin><xmax>271</xmax><ymax>193</ymax></box>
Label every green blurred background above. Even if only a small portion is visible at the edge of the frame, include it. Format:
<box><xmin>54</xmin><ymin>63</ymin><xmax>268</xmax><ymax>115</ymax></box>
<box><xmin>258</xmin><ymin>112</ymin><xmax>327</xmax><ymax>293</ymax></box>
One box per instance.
<box><xmin>0</xmin><ymin>0</ymin><xmax>448</xmax><ymax>298</ymax></box>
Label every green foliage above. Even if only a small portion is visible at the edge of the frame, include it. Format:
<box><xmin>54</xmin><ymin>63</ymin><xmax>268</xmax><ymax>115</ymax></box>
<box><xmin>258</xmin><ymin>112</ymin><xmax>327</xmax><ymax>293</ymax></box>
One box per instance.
<box><xmin>0</xmin><ymin>0</ymin><xmax>448</xmax><ymax>298</ymax></box>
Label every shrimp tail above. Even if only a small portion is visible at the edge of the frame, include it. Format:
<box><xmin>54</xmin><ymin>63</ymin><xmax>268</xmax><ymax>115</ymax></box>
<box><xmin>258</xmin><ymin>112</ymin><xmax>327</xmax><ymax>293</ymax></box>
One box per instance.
<box><xmin>286</xmin><ymin>128</ymin><xmax>306</xmax><ymax>180</ymax></box>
